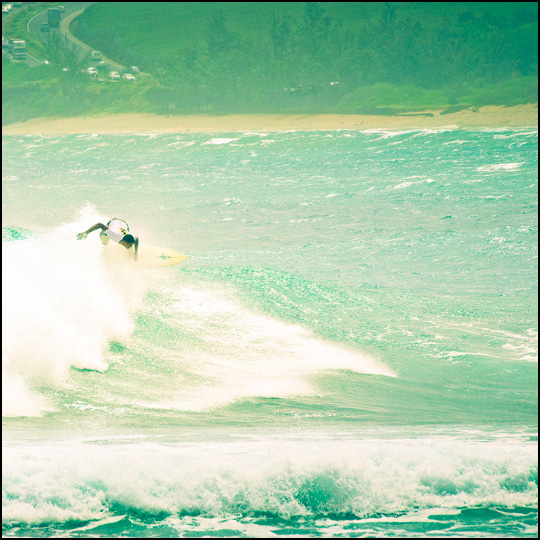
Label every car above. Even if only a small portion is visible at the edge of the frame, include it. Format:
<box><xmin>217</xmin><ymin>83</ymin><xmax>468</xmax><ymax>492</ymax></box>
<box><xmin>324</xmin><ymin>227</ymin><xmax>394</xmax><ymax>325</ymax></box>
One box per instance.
<box><xmin>41</xmin><ymin>22</ymin><xmax>49</xmax><ymax>32</ymax></box>
<box><xmin>2</xmin><ymin>5</ymin><xmax>12</xmax><ymax>13</ymax></box>
<box><xmin>91</xmin><ymin>50</ymin><xmax>101</xmax><ymax>61</ymax></box>
<box><xmin>122</xmin><ymin>73</ymin><xmax>135</xmax><ymax>81</ymax></box>
<box><xmin>108</xmin><ymin>71</ymin><xmax>120</xmax><ymax>80</ymax></box>
<box><xmin>56</xmin><ymin>5</ymin><xmax>65</xmax><ymax>12</ymax></box>
<box><xmin>131</xmin><ymin>66</ymin><xmax>140</xmax><ymax>74</ymax></box>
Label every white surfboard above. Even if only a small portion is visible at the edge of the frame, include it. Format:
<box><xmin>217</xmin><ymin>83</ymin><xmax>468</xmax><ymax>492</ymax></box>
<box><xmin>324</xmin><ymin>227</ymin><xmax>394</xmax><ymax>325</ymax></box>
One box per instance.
<box><xmin>134</xmin><ymin>245</ymin><xmax>190</xmax><ymax>269</ymax></box>
<box><xmin>103</xmin><ymin>242</ymin><xmax>189</xmax><ymax>269</ymax></box>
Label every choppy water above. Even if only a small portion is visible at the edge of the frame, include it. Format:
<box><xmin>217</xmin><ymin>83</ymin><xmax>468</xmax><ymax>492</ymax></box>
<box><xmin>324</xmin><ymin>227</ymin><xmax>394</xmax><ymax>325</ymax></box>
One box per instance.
<box><xmin>2</xmin><ymin>128</ymin><xmax>538</xmax><ymax>537</ymax></box>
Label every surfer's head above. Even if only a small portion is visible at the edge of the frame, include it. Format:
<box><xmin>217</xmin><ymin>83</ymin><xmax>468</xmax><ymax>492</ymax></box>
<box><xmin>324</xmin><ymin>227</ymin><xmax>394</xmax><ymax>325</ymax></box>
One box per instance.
<box><xmin>118</xmin><ymin>234</ymin><xmax>138</xmax><ymax>260</ymax></box>
<box><xmin>119</xmin><ymin>234</ymin><xmax>136</xmax><ymax>249</ymax></box>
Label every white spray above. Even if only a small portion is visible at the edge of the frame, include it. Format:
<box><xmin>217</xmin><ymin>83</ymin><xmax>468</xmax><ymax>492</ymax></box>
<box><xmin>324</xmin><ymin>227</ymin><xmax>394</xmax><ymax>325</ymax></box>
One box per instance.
<box><xmin>2</xmin><ymin>206</ymin><xmax>148</xmax><ymax>417</ymax></box>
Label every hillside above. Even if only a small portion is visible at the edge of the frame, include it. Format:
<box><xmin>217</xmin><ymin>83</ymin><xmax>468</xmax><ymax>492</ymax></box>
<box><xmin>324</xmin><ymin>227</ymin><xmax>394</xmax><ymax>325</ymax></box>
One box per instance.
<box><xmin>2</xmin><ymin>2</ymin><xmax>538</xmax><ymax>124</ymax></box>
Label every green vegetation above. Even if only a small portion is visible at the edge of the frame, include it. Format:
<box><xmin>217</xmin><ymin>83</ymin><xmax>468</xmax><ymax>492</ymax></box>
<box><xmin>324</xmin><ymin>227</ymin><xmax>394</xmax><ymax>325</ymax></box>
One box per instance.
<box><xmin>2</xmin><ymin>2</ymin><xmax>538</xmax><ymax>124</ymax></box>
<box><xmin>2</xmin><ymin>54</ymin><xmax>155</xmax><ymax>125</ymax></box>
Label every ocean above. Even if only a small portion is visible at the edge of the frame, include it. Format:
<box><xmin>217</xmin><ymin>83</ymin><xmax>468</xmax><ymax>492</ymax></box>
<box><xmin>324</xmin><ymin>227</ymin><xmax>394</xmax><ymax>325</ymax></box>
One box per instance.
<box><xmin>2</xmin><ymin>127</ymin><xmax>538</xmax><ymax>538</ymax></box>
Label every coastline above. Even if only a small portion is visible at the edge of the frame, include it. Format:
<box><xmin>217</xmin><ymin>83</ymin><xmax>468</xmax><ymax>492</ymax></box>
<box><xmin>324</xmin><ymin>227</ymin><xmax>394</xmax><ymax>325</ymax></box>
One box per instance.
<box><xmin>2</xmin><ymin>104</ymin><xmax>537</xmax><ymax>135</ymax></box>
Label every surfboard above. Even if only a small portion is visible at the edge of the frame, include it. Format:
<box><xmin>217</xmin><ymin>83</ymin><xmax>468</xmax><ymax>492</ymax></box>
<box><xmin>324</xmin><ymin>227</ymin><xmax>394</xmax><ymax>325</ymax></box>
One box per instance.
<box><xmin>134</xmin><ymin>245</ymin><xmax>190</xmax><ymax>269</ymax></box>
<box><xmin>103</xmin><ymin>242</ymin><xmax>189</xmax><ymax>269</ymax></box>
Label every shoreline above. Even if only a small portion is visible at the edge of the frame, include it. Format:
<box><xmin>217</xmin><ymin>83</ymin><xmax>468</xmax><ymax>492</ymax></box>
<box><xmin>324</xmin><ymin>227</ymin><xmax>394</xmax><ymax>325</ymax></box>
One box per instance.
<box><xmin>2</xmin><ymin>105</ymin><xmax>537</xmax><ymax>135</ymax></box>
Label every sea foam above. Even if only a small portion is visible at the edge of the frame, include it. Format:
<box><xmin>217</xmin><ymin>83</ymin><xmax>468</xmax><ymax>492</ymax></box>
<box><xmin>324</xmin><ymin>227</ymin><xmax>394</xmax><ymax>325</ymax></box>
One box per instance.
<box><xmin>2</xmin><ymin>208</ymin><xmax>148</xmax><ymax>417</ymax></box>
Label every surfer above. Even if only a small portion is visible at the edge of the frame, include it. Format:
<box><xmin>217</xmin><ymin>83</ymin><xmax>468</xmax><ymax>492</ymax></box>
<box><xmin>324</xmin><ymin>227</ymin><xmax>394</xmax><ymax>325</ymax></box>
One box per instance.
<box><xmin>77</xmin><ymin>218</ymin><xmax>139</xmax><ymax>260</ymax></box>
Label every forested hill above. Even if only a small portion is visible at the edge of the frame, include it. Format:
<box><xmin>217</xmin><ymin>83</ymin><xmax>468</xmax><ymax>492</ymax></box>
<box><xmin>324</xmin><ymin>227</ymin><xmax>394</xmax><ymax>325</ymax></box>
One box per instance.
<box><xmin>72</xmin><ymin>1</ymin><xmax>538</xmax><ymax>113</ymax></box>
<box><xmin>2</xmin><ymin>2</ymin><xmax>537</xmax><ymax>123</ymax></box>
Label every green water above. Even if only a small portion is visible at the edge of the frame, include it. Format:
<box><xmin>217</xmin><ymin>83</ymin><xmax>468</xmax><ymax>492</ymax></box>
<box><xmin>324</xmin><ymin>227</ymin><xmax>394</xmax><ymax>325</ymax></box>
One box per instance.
<box><xmin>2</xmin><ymin>129</ymin><xmax>537</xmax><ymax>537</ymax></box>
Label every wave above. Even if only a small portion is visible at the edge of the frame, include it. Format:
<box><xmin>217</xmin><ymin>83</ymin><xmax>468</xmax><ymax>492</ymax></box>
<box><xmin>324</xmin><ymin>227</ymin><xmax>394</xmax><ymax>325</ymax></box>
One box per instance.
<box><xmin>133</xmin><ymin>283</ymin><xmax>395</xmax><ymax>412</ymax></box>
<box><xmin>2</xmin><ymin>433</ymin><xmax>537</xmax><ymax>529</ymax></box>
<box><xmin>2</xmin><ymin>207</ymin><xmax>396</xmax><ymax>418</ymax></box>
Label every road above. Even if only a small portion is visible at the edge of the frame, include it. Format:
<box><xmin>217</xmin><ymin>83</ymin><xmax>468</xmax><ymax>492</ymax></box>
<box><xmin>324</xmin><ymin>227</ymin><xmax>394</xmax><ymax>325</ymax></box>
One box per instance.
<box><xmin>27</xmin><ymin>2</ymin><xmax>95</xmax><ymax>48</ymax></box>
<box><xmin>3</xmin><ymin>3</ymin><xmax>89</xmax><ymax>66</ymax></box>
<box><xmin>4</xmin><ymin>2</ymin><xmax>124</xmax><ymax>70</ymax></box>
<box><xmin>1</xmin><ymin>4</ymin><xmax>42</xmax><ymax>65</ymax></box>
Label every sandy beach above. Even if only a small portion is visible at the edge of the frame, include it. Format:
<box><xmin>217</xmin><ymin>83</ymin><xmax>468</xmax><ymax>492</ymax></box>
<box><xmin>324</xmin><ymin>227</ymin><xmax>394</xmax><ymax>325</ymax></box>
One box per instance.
<box><xmin>2</xmin><ymin>105</ymin><xmax>537</xmax><ymax>135</ymax></box>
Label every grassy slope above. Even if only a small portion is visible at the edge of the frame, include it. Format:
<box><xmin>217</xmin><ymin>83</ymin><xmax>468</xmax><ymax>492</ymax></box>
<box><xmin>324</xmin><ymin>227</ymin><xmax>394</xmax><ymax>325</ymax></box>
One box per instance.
<box><xmin>74</xmin><ymin>2</ymin><xmax>307</xmax><ymax>60</ymax></box>
<box><xmin>75</xmin><ymin>2</ymin><xmax>532</xmax><ymax>60</ymax></box>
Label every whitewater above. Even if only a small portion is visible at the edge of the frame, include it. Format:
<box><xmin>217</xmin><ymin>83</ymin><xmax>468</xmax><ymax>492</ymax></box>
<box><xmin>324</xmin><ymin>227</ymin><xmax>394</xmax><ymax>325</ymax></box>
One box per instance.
<box><xmin>2</xmin><ymin>128</ymin><xmax>538</xmax><ymax>537</ymax></box>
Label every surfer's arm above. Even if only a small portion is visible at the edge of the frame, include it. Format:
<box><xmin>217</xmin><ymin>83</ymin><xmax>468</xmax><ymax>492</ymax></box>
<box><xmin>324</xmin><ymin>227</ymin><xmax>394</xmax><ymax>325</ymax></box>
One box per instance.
<box><xmin>76</xmin><ymin>223</ymin><xmax>107</xmax><ymax>240</ymax></box>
